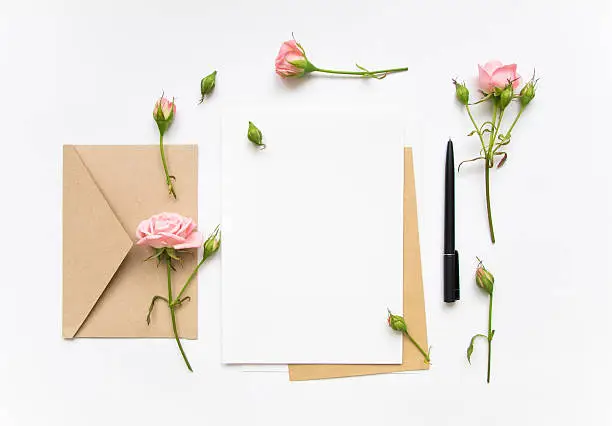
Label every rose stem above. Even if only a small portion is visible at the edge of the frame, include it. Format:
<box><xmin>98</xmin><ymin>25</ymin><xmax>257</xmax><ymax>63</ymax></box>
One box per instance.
<box><xmin>313</xmin><ymin>67</ymin><xmax>408</xmax><ymax>77</ymax></box>
<box><xmin>166</xmin><ymin>257</ymin><xmax>192</xmax><ymax>372</ymax></box>
<box><xmin>485</xmin><ymin>165</ymin><xmax>495</xmax><ymax>244</ymax></box>
<box><xmin>159</xmin><ymin>133</ymin><xmax>176</xmax><ymax>199</ymax></box>
<box><xmin>403</xmin><ymin>330</ymin><xmax>430</xmax><ymax>364</ymax></box>
<box><xmin>487</xmin><ymin>291</ymin><xmax>494</xmax><ymax>383</ymax></box>
<box><xmin>484</xmin><ymin>103</ymin><xmax>501</xmax><ymax>244</ymax></box>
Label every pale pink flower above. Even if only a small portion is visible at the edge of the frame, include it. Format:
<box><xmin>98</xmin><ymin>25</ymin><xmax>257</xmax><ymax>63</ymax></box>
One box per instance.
<box><xmin>136</xmin><ymin>212</ymin><xmax>203</xmax><ymax>250</ymax></box>
<box><xmin>478</xmin><ymin>61</ymin><xmax>521</xmax><ymax>93</ymax></box>
<box><xmin>275</xmin><ymin>40</ymin><xmax>309</xmax><ymax>78</ymax></box>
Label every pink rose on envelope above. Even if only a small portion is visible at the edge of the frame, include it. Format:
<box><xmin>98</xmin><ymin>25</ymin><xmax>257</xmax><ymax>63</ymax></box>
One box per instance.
<box><xmin>136</xmin><ymin>212</ymin><xmax>203</xmax><ymax>249</ymax></box>
<box><xmin>478</xmin><ymin>60</ymin><xmax>521</xmax><ymax>93</ymax></box>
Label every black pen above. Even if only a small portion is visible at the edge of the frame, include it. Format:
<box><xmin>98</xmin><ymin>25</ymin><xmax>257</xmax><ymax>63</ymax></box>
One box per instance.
<box><xmin>444</xmin><ymin>139</ymin><xmax>460</xmax><ymax>303</ymax></box>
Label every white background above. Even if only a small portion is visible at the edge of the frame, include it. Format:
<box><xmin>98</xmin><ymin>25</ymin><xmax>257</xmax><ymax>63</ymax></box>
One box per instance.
<box><xmin>0</xmin><ymin>0</ymin><xmax>611</xmax><ymax>425</ymax></box>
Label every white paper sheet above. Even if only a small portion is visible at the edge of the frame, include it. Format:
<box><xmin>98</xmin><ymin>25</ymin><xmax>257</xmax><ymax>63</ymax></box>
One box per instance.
<box><xmin>221</xmin><ymin>107</ymin><xmax>404</xmax><ymax>364</ymax></box>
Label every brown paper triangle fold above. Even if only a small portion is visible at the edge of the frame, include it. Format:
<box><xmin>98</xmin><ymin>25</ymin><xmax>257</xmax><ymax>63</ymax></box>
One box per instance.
<box><xmin>62</xmin><ymin>146</ymin><xmax>133</xmax><ymax>338</ymax></box>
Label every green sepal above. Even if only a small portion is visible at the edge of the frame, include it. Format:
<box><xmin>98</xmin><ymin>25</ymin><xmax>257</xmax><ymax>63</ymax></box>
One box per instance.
<box><xmin>156</xmin><ymin>120</ymin><xmax>170</xmax><ymax>136</ymax></box>
<box><xmin>165</xmin><ymin>248</ymin><xmax>181</xmax><ymax>262</ymax></box>
<box><xmin>303</xmin><ymin>60</ymin><xmax>317</xmax><ymax>74</ymax></box>
<box><xmin>144</xmin><ymin>248</ymin><xmax>166</xmax><ymax>262</ymax></box>
<box><xmin>467</xmin><ymin>334</ymin><xmax>487</xmax><ymax>364</ymax></box>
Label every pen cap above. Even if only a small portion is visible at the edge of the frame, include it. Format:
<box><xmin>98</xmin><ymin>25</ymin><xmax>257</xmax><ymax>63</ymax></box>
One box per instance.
<box><xmin>443</xmin><ymin>251</ymin><xmax>460</xmax><ymax>303</ymax></box>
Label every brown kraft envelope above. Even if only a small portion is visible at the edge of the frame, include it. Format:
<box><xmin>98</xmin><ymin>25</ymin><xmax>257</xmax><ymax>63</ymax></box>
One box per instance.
<box><xmin>289</xmin><ymin>148</ymin><xmax>428</xmax><ymax>380</ymax></box>
<box><xmin>62</xmin><ymin>145</ymin><xmax>198</xmax><ymax>338</ymax></box>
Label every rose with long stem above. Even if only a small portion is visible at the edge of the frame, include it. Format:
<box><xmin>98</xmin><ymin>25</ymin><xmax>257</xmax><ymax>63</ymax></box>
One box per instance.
<box><xmin>137</xmin><ymin>213</ymin><xmax>220</xmax><ymax>371</ymax></box>
<box><xmin>467</xmin><ymin>258</ymin><xmax>495</xmax><ymax>383</ymax></box>
<box><xmin>275</xmin><ymin>38</ymin><xmax>408</xmax><ymax>80</ymax></box>
<box><xmin>454</xmin><ymin>62</ymin><xmax>537</xmax><ymax>243</ymax></box>
<box><xmin>153</xmin><ymin>95</ymin><xmax>177</xmax><ymax>199</ymax></box>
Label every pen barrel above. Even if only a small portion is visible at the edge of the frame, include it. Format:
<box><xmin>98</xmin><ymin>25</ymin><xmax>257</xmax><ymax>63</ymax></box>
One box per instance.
<box><xmin>444</xmin><ymin>142</ymin><xmax>455</xmax><ymax>252</ymax></box>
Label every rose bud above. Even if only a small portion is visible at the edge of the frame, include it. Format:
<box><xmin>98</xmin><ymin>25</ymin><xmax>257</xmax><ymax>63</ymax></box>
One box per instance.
<box><xmin>199</xmin><ymin>71</ymin><xmax>217</xmax><ymax>104</ymax></box>
<box><xmin>153</xmin><ymin>95</ymin><xmax>176</xmax><ymax>136</ymax></box>
<box><xmin>520</xmin><ymin>79</ymin><xmax>536</xmax><ymax>106</ymax></box>
<box><xmin>499</xmin><ymin>84</ymin><xmax>514</xmax><ymax>110</ymax></box>
<box><xmin>247</xmin><ymin>121</ymin><xmax>265</xmax><ymax>148</ymax></box>
<box><xmin>453</xmin><ymin>79</ymin><xmax>470</xmax><ymax>105</ymax></box>
<box><xmin>275</xmin><ymin>40</ymin><xmax>314</xmax><ymax>78</ymax></box>
<box><xmin>475</xmin><ymin>261</ymin><xmax>494</xmax><ymax>295</ymax></box>
<box><xmin>203</xmin><ymin>225</ymin><xmax>221</xmax><ymax>258</ymax></box>
<box><xmin>387</xmin><ymin>310</ymin><xmax>408</xmax><ymax>333</ymax></box>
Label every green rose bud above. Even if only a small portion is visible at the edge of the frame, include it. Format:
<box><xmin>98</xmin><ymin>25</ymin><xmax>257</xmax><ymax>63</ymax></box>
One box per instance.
<box><xmin>387</xmin><ymin>310</ymin><xmax>407</xmax><ymax>333</ymax></box>
<box><xmin>199</xmin><ymin>71</ymin><xmax>217</xmax><ymax>104</ymax></box>
<box><xmin>153</xmin><ymin>95</ymin><xmax>176</xmax><ymax>136</ymax></box>
<box><xmin>247</xmin><ymin>121</ymin><xmax>265</xmax><ymax>149</ymax></box>
<box><xmin>520</xmin><ymin>80</ymin><xmax>536</xmax><ymax>107</ymax></box>
<box><xmin>203</xmin><ymin>225</ymin><xmax>221</xmax><ymax>258</ymax></box>
<box><xmin>499</xmin><ymin>84</ymin><xmax>513</xmax><ymax>110</ymax></box>
<box><xmin>453</xmin><ymin>79</ymin><xmax>470</xmax><ymax>105</ymax></box>
<box><xmin>475</xmin><ymin>261</ymin><xmax>494</xmax><ymax>295</ymax></box>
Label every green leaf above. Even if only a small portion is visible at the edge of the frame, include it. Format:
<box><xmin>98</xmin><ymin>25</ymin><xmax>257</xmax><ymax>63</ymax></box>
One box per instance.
<box><xmin>458</xmin><ymin>156</ymin><xmax>486</xmax><ymax>172</ymax></box>
<box><xmin>467</xmin><ymin>334</ymin><xmax>487</xmax><ymax>364</ymax></box>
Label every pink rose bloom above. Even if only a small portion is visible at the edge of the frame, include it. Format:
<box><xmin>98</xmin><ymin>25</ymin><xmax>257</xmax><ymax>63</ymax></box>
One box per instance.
<box><xmin>478</xmin><ymin>61</ymin><xmax>521</xmax><ymax>93</ymax></box>
<box><xmin>275</xmin><ymin>40</ymin><xmax>309</xmax><ymax>78</ymax></box>
<box><xmin>136</xmin><ymin>212</ymin><xmax>203</xmax><ymax>250</ymax></box>
<box><xmin>153</xmin><ymin>96</ymin><xmax>176</xmax><ymax>121</ymax></box>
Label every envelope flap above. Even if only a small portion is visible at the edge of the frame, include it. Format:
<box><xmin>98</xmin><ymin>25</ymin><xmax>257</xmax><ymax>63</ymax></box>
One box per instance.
<box><xmin>63</xmin><ymin>145</ymin><xmax>133</xmax><ymax>338</ymax></box>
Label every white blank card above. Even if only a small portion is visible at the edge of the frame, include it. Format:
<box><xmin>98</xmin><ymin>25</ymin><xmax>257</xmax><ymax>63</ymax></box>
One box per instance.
<box><xmin>221</xmin><ymin>108</ymin><xmax>404</xmax><ymax>364</ymax></box>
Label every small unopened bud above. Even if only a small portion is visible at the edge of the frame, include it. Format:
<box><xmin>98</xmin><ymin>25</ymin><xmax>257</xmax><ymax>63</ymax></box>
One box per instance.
<box><xmin>153</xmin><ymin>95</ymin><xmax>176</xmax><ymax>136</ymax></box>
<box><xmin>453</xmin><ymin>79</ymin><xmax>470</xmax><ymax>105</ymax></box>
<box><xmin>475</xmin><ymin>260</ymin><xmax>494</xmax><ymax>294</ymax></box>
<box><xmin>499</xmin><ymin>84</ymin><xmax>513</xmax><ymax>110</ymax></box>
<box><xmin>387</xmin><ymin>310</ymin><xmax>407</xmax><ymax>333</ymax></box>
<box><xmin>203</xmin><ymin>225</ymin><xmax>221</xmax><ymax>258</ymax></box>
<box><xmin>520</xmin><ymin>80</ymin><xmax>536</xmax><ymax>107</ymax></box>
<box><xmin>199</xmin><ymin>71</ymin><xmax>217</xmax><ymax>104</ymax></box>
<box><xmin>247</xmin><ymin>121</ymin><xmax>265</xmax><ymax>148</ymax></box>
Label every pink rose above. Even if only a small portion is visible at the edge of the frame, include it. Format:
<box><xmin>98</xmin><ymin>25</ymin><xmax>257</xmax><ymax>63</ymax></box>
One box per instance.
<box><xmin>153</xmin><ymin>96</ymin><xmax>176</xmax><ymax>121</ymax></box>
<box><xmin>275</xmin><ymin>40</ymin><xmax>309</xmax><ymax>78</ymax></box>
<box><xmin>478</xmin><ymin>61</ymin><xmax>521</xmax><ymax>93</ymax></box>
<box><xmin>136</xmin><ymin>212</ymin><xmax>203</xmax><ymax>250</ymax></box>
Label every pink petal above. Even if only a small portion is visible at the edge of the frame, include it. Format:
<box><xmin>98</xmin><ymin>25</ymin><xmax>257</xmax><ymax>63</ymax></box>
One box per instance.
<box><xmin>478</xmin><ymin>65</ymin><xmax>494</xmax><ymax>93</ymax></box>
<box><xmin>491</xmin><ymin>64</ymin><xmax>518</xmax><ymax>89</ymax></box>
<box><xmin>136</xmin><ymin>234</ymin><xmax>163</xmax><ymax>248</ymax></box>
<box><xmin>136</xmin><ymin>219</ymin><xmax>151</xmax><ymax>239</ymax></box>
<box><xmin>176</xmin><ymin>217</ymin><xmax>195</xmax><ymax>238</ymax></box>
<box><xmin>277</xmin><ymin>40</ymin><xmax>300</xmax><ymax>57</ymax></box>
<box><xmin>158</xmin><ymin>232</ymin><xmax>186</xmax><ymax>246</ymax></box>
<box><xmin>482</xmin><ymin>60</ymin><xmax>503</xmax><ymax>75</ymax></box>
<box><xmin>174</xmin><ymin>231</ymin><xmax>204</xmax><ymax>250</ymax></box>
